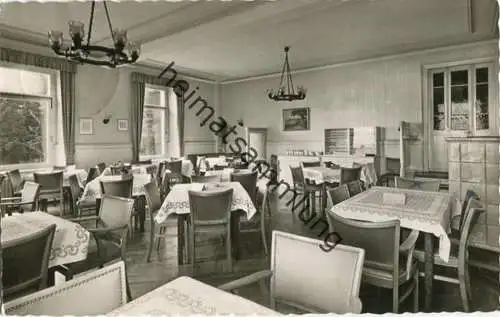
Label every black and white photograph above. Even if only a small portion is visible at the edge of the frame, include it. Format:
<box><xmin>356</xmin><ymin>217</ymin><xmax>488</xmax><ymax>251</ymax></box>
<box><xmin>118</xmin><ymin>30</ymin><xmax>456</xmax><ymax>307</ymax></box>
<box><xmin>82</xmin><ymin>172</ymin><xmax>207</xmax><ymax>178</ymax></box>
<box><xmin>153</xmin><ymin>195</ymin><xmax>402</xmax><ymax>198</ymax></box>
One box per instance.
<box><xmin>0</xmin><ymin>0</ymin><xmax>499</xmax><ymax>315</ymax></box>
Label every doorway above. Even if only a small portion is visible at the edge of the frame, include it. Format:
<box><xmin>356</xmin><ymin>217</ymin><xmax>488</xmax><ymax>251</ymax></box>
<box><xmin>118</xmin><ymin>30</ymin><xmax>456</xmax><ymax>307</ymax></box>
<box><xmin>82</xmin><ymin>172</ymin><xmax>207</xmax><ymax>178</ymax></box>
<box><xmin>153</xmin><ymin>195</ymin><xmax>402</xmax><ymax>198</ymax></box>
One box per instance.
<box><xmin>246</xmin><ymin>128</ymin><xmax>267</xmax><ymax>160</ymax></box>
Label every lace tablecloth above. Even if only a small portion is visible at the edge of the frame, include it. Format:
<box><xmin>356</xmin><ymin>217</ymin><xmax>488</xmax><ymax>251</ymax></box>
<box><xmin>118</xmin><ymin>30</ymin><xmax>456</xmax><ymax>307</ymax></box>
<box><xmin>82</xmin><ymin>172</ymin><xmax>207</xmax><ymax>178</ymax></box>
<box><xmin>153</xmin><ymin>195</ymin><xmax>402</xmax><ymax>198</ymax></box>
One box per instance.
<box><xmin>1</xmin><ymin>211</ymin><xmax>90</xmax><ymax>267</ymax></box>
<box><xmin>80</xmin><ymin>174</ymin><xmax>152</xmax><ymax>202</ymax></box>
<box><xmin>154</xmin><ymin>182</ymin><xmax>257</xmax><ymax>224</ymax></box>
<box><xmin>109</xmin><ymin>276</ymin><xmax>279</xmax><ymax>315</ymax></box>
<box><xmin>330</xmin><ymin>186</ymin><xmax>458</xmax><ymax>262</ymax></box>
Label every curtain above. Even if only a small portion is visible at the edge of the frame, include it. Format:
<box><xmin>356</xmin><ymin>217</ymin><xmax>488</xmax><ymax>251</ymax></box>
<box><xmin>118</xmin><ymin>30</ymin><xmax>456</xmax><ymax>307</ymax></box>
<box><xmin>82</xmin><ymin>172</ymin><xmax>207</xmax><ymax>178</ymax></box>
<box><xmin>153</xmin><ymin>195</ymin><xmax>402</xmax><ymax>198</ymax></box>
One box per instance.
<box><xmin>176</xmin><ymin>93</ymin><xmax>185</xmax><ymax>157</ymax></box>
<box><xmin>130</xmin><ymin>81</ymin><xmax>145</xmax><ymax>162</ymax></box>
<box><xmin>60</xmin><ymin>71</ymin><xmax>76</xmax><ymax>164</ymax></box>
<box><xmin>0</xmin><ymin>48</ymin><xmax>76</xmax><ymax>72</ymax></box>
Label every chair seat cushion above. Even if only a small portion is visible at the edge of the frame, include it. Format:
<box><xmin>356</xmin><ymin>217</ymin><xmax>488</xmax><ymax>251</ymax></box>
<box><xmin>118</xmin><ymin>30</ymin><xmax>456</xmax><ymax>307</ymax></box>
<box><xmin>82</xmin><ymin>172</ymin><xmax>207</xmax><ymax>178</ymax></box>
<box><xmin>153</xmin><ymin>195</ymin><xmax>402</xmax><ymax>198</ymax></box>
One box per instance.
<box><xmin>77</xmin><ymin>200</ymin><xmax>97</xmax><ymax>210</ymax></box>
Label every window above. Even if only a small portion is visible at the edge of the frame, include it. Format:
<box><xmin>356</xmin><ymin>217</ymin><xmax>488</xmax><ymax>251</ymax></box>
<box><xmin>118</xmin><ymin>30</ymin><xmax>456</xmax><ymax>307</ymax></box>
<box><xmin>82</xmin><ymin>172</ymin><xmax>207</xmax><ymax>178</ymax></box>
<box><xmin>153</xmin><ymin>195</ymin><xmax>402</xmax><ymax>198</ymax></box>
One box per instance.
<box><xmin>0</xmin><ymin>66</ymin><xmax>54</xmax><ymax>168</ymax></box>
<box><xmin>140</xmin><ymin>86</ymin><xmax>167</xmax><ymax>158</ymax></box>
<box><xmin>431</xmin><ymin>63</ymin><xmax>493</xmax><ymax>134</ymax></box>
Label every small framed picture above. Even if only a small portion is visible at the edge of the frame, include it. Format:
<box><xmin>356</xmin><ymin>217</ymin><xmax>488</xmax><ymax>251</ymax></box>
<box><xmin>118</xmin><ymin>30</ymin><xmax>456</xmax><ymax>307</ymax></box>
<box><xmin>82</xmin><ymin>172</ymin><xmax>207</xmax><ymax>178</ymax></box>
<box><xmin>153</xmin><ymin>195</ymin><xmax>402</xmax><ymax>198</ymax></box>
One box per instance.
<box><xmin>79</xmin><ymin>118</ymin><xmax>93</xmax><ymax>135</ymax></box>
<box><xmin>117</xmin><ymin>119</ymin><xmax>128</xmax><ymax>131</ymax></box>
<box><xmin>283</xmin><ymin>107</ymin><xmax>310</xmax><ymax>131</ymax></box>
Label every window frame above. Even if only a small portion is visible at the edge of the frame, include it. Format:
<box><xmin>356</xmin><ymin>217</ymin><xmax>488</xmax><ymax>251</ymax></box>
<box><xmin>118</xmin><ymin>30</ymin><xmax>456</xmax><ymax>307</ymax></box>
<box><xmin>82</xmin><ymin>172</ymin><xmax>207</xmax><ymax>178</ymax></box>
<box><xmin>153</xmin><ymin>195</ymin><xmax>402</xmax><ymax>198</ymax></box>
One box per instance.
<box><xmin>139</xmin><ymin>84</ymin><xmax>168</xmax><ymax>160</ymax></box>
<box><xmin>0</xmin><ymin>62</ymin><xmax>60</xmax><ymax>171</ymax></box>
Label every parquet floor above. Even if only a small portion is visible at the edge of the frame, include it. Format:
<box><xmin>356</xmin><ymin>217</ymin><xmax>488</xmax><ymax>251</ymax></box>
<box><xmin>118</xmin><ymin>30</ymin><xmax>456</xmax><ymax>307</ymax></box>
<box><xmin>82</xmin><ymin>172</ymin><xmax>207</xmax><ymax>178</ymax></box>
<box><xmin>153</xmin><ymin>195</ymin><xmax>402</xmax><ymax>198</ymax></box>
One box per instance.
<box><xmin>66</xmin><ymin>191</ymin><xmax>500</xmax><ymax>314</ymax></box>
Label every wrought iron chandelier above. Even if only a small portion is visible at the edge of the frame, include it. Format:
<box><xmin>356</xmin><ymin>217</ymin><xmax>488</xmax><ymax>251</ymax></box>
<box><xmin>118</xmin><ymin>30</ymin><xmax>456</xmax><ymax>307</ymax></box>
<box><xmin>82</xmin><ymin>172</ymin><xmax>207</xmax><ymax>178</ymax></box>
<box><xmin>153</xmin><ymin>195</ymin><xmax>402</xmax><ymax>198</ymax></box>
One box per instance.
<box><xmin>267</xmin><ymin>46</ymin><xmax>306</xmax><ymax>102</ymax></box>
<box><xmin>48</xmin><ymin>1</ymin><xmax>140</xmax><ymax>68</ymax></box>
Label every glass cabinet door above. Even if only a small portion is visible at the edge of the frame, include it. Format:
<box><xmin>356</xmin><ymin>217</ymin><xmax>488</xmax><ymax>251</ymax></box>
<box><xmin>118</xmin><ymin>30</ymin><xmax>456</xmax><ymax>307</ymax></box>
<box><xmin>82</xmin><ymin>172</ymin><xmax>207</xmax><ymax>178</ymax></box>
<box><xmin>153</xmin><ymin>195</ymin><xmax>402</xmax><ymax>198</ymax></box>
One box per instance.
<box><xmin>449</xmin><ymin>68</ymin><xmax>470</xmax><ymax>131</ymax></box>
<box><xmin>474</xmin><ymin>66</ymin><xmax>489</xmax><ymax>131</ymax></box>
<box><xmin>432</xmin><ymin>72</ymin><xmax>445</xmax><ymax>131</ymax></box>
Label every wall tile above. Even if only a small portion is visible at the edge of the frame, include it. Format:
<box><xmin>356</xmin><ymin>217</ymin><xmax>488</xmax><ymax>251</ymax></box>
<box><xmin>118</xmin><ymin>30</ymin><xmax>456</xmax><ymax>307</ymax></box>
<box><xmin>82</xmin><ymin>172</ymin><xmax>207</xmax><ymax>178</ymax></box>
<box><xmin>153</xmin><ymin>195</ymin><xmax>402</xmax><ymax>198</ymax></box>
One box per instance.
<box><xmin>485</xmin><ymin>143</ymin><xmax>500</xmax><ymax>164</ymax></box>
<box><xmin>486</xmin><ymin>204</ymin><xmax>500</xmax><ymax>226</ymax></box>
<box><xmin>460</xmin><ymin>143</ymin><xmax>485</xmax><ymax>163</ymax></box>
<box><xmin>448</xmin><ymin>162</ymin><xmax>461</xmax><ymax>181</ymax></box>
<box><xmin>460</xmin><ymin>163</ymin><xmax>484</xmax><ymax>183</ymax></box>
<box><xmin>448</xmin><ymin>142</ymin><xmax>461</xmax><ymax>162</ymax></box>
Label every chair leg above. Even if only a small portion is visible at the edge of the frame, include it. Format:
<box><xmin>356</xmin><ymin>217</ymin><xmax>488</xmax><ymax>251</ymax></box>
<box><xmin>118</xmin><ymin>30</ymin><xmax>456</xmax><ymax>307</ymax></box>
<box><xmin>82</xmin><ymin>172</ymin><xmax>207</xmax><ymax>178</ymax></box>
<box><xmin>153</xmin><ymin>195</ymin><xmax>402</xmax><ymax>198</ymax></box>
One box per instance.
<box><xmin>226</xmin><ymin>229</ymin><xmax>233</xmax><ymax>273</ymax></box>
<box><xmin>146</xmin><ymin>217</ymin><xmax>155</xmax><ymax>263</ymax></box>
<box><xmin>413</xmin><ymin>269</ymin><xmax>419</xmax><ymax>313</ymax></box>
<box><xmin>392</xmin><ymin>285</ymin><xmax>399</xmax><ymax>313</ymax></box>
<box><xmin>189</xmin><ymin>226</ymin><xmax>196</xmax><ymax>276</ymax></box>
<box><xmin>260</xmin><ymin>211</ymin><xmax>268</xmax><ymax>255</ymax></box>
<box><xmin>459</xmin><ymin>268</ymin><xmax>471</xmax><ymax>312</ymax></box>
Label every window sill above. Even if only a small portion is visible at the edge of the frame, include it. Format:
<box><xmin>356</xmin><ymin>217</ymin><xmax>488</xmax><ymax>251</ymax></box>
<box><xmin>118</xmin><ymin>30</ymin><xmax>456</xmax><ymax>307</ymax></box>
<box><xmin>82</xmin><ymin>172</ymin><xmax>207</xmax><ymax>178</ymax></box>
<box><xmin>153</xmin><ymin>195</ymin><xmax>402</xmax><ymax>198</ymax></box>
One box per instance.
<box><xmin>0</xmin><ymin>163</ymin><xmax>52</xmax><ymax>173</ymax></box>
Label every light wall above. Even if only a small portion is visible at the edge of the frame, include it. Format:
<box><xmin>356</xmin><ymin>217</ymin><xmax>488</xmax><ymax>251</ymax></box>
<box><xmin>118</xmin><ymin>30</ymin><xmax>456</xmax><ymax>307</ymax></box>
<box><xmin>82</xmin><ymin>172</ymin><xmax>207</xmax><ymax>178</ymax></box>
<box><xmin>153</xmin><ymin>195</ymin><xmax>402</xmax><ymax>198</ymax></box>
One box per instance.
<box><xmin>220</xmin><ymin>40</ymin><xmax>498</xmax><ymax>170</ymax></box>
<box><xmin>74</xmin><ymin>64</ymin><xmax>217</xmax><ymax>168</ymax></box>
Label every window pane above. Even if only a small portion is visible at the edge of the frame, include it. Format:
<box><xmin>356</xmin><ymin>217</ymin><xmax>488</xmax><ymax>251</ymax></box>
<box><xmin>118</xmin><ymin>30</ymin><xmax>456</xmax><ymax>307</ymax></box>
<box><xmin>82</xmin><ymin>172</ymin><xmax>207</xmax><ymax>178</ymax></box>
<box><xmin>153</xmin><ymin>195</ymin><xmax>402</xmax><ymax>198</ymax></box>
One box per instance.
<box><xmin>0</xmin><ymin>67</ymin><xmax>50</xmax><ymax>96</ymax></box>
<box><xmin>140</xmin><ymin>107</ymin><xmax>164</xmax><ymax>157</ymax></box>
<box><xmin>432</xmin><ymin>72</ymin><xmax>445</xmax><ymax>131</ymax></box>
<box><xmin>145</xmin><ymin>88</ymin><xmax>163</xmax><ymax>107</ymax></box>
<box><xmin>0</xmin><ymin>97</ymin><xmax>47</xmax><ymax>165</ymax></box>
<box><xmin>450</xmin><ymin>70</ymin><xmax>469</xmax><ymax>130</ymax></box>
<box><xmin>433</xmin><ymin>73</ymin><xmax>444</xmax><ymax>87</ymax></box>
<box><xmin>475</xmin><ymin>68</ymin><xmax>489</xmax><ymax>130</ymax></box>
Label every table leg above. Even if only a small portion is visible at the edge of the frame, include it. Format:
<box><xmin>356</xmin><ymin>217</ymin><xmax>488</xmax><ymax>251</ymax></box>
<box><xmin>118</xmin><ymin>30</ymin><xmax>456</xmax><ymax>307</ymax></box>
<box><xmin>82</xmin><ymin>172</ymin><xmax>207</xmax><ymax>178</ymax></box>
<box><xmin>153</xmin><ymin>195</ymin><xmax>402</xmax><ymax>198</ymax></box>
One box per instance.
<box><xmin>230</xmin><ymin>211</ymin><xmax>241</xmax><ymax>260</ymax></box>
<box><xmin>177</xmin><ymin>215</ymin><xmax>186</xmax><ymax>266</ymax></box>
<box><xmin>424</xmin><ymin>232</ymin><xmax>434</xmax><ymax>311</ymax></box>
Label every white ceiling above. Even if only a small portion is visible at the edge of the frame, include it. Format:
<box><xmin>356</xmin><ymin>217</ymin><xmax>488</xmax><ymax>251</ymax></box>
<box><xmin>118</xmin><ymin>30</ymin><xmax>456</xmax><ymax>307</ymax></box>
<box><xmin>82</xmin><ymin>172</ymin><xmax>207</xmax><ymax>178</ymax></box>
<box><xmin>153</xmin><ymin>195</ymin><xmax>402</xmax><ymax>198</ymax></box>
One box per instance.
<box><xmin>0</xmin><ymin>0</ymin><xmax>497</xmax><ymax>81</ymax></box>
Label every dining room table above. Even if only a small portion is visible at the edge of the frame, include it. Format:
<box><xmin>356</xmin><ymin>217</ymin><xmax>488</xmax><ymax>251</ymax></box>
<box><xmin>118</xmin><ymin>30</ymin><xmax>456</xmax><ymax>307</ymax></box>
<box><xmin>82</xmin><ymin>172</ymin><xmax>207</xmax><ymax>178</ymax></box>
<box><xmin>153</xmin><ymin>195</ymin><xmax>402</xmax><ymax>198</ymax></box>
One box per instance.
<box><xmin>1</xmin><ymin>211</ymin><xmax>90</xmax><ymax>268</ymax></box>
<box><xmin>154</xmin><ymin>181</ymin><xmax>257</xmax><ymax>266</ymax></box>
<box><xmin>109</xmin><ymin>276</ymin><xmax>279</xmax><ymax>315</ymax></box>
<box><xmin>329</xmin><ymin>186</ymin><xmax>460</xmax><ymax>311</ymax></box>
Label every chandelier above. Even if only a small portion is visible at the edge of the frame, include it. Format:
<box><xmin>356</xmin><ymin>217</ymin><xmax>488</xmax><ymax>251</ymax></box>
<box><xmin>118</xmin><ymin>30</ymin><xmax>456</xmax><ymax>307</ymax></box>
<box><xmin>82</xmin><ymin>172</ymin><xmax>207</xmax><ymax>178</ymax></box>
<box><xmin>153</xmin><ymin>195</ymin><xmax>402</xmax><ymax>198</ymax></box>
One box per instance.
<box><xmin>48</xmin><ymin>1</ymin><xmax>140</xmax><ymax>68</ymax></box>
<box><xmin>267</xmin><ymin>46</ymin><xmax>306</xmax><ymax>102</ymax></box>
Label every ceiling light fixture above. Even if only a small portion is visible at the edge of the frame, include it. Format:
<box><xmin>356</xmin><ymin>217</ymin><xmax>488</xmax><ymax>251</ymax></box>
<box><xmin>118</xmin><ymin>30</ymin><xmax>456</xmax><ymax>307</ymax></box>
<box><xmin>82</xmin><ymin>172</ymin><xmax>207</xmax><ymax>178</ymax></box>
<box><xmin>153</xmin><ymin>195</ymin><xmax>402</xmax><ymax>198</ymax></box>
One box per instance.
<box><xmin>48</xmin><ymin>1</ymin><xmax>140</xmax><ymax>68</ymax></box>
<box><xmin>267</xmin><ymin>46</ymin><xmax>306</xmax><ymax>102</ymax></box>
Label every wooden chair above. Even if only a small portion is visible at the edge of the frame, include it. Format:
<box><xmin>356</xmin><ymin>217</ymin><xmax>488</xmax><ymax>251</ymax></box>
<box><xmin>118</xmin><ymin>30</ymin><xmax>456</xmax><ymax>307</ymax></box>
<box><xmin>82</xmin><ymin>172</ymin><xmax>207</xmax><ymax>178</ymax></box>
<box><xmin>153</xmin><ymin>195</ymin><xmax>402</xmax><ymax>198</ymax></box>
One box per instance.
<box><xmin>5</xmin><ymin>260</ymin><xmax>128</xmax><ymax>315</ymax></box>
<box><xmin>144</xmin><ymin>181</ymin><xmax>171</xmax><ymax>262</ymax></box>
<box><xmin>100</xmin><ymin>177</ymin><xmax>135</xmax><ymax>237</ymax></box>
<box><xmin>68</xmin><ymin>175</ymin><xmax>96</xmax><ymax>217</ymax></box>
<box><xmin>231</xmin><ymin>171</ymin><xmax>268</xmax><ymax>254</ymax></box>
<box><xmin>165</xmin><ymin>160</ymin><xmax>185</xmax><ymax>186</ymax></box>
<box><xmin>72</xmin><ymin>195</ymin><xmax>135</xmax><ymax>267</ymax></box>
<box><xmin>394</xmin><ymin>177</ymin><xmax>440</xmax><ymax>192</ymax></box>
<box><xmin>34</xmin><ymin>171</ymin><xmax>64</xmax><ymax>216</ymax></box>
<box><xmin>364</xmin><ymin>162</ymin><xmax>378</xmax><ymax>188</ymax></box>
<box><xmin>301</xmin><ymin>161</ymin><xmax>321</xmax><ymax>168</ymax></box>
<box><xmin>454</xmin><ymin>190</ymin><xmax>479</xmax><ymax>237</ymax></box>
<box><xmin>290</xmin><ymin>166</ymin><xmax>321</xmax><ymax>217</ymax></box>
<box><xmin>7</xmin><ymin>169</ymin><xmax>24</xmax><ymax>196</ymax></box>
<box><xmin>97</xmin><ymin>162</ymin><xmax>107</xmax><ymax>174</ymax></box>
<box><xmin>218</xmin><ymin>231</ymin><xmax>365</xmax><ymax>313</ymax></box>
<box><xmin>156</xmin><ymin>161</ymin><xmax>167</xmax><ymax>187</ymax></box>
<box><xmin>346</xmin><ymin>180</ymin><xmax>363</xmax><ymax>196</ymax></box>
<box><xmin>326</xmin><ymin>184</ymin><xmax>350</xmax><ymax>206</ymax></box>
<box><xmin>110</xmin><ymin>166</ymin><xmax>123</xmax><ymax>175</ymax></box>
<box><xmin>340</xmin><ymin>166</ymin><xmax>362</xmax><ymax>184</ymax></box>
<box><xmin>3</xmin><ymin>224</ymin><xmax>56</xmax><ymax>301</ymax></box>
<box><xmin>188</xmin><ymin>188</ymin><xmax>234</xmax><ymax>274</ymax></box>
<box><xmin>414</xmin><ymin>198</ymin><xmax>484</xmax><ymax>312</ymax></box>
<box><xmin>85</xmin><ymin>167</ymin><xmax>99</xmax><ymax>184</ymax></box>
<box><xmin>191</xmin><ymin>175</ymin><xmax>220</xmax><ymax>183</ymax></box>
<box><xmin>0</xmin><ymin>181</ymin><xmax>40</xmax><ymax>216</ymax></box>
<box><xmin>326</xmin><ymin>213</ymin><xmax>420</xmax><ymax>313</ymax></box>
<box><xmin>213</xmin><ymin>164</ymin><xmax>225</xmax><ymax>171</ymax></box>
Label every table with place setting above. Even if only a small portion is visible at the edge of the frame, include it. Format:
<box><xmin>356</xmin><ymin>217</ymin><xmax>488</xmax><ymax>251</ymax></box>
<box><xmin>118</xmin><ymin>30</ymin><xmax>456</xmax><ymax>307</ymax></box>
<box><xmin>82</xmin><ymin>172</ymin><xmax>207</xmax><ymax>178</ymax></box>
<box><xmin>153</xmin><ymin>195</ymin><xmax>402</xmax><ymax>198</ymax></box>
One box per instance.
<box><xmin>329</xmin><ymin>186</ymin><xmax>460</xmax><ymax>311</ymax></box>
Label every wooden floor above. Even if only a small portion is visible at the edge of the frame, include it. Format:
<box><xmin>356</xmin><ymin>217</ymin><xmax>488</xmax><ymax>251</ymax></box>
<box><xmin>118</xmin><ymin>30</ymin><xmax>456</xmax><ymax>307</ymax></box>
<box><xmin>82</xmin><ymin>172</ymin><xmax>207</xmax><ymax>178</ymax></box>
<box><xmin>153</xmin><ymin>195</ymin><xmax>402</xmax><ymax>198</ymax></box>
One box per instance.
<box><xmin>66</xmin><ymin>191</ymin><xmax>500</xmax><ymax>314</ymax></box>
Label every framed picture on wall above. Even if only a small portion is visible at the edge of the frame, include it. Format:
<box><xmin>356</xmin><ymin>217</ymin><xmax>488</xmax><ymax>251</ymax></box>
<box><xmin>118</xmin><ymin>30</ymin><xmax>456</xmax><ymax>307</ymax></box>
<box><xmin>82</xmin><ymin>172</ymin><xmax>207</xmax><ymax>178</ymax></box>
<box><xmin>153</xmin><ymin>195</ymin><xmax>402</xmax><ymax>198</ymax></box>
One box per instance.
<box><xmin>117</xmin><ymin>119</ymin><xmax>128</xmax><ymax>131</ymax></box>
<box><xmin>282</xmin><ymin>107</ymin><xmax>310</xmax><ymax>131</ymax></box>
<box><xmin>79</xmin><ymin>118</ymin><xmax>93</xmax><ymax>135</ymax></box>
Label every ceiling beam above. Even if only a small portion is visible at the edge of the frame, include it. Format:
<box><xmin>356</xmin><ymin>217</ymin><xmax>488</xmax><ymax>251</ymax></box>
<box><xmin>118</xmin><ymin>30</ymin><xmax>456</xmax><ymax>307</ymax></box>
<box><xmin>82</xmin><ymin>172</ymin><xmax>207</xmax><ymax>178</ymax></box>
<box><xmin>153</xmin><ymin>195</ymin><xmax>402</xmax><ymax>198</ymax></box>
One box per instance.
<box><xmin>141</xmin><ymin>0</ymin><xmax>328</xmax><ymax>57</ymax></box>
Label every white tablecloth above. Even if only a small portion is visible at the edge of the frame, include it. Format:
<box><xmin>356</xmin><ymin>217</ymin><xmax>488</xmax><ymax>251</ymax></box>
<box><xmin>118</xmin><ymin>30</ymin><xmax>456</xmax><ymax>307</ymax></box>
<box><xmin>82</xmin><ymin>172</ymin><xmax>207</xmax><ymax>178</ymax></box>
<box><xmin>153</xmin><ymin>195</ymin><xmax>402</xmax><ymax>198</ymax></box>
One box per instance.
<box><xmin>302</xmin><ymin>165</ymin><xmax>368</xmax><ymax>185</ymax></box>
<box><xmin>102</xmin><ymin>164</ymin><xmax>156</xmax><ymax>177</ymax></box>
<box><xmin>109</xmin><ymin>276</ymin><xmax>279</xmax><ymax>315</ymax></box>
<box><xmin>1</xmin><ymin>211</ymin><xmax>90</xmax><ymax>267</ymax></box>
<box><xmin>205</xmin><ymin>169</ymin><xmax>268</xmax><ymax>192</ymax></box>
<box><xmin>154</xmin><ymin>182</ymin><xmax>257</xmax><ymax>224</ymax></box>
<box><xmin>24</xmin><ymin>169</ymin><xmax>88</xmax><ymax>187</ymax></box>
<box><xmin>330</xmin><ymin>186</ymin><xmax>458</xmax><ymax>262</ymax></box>
<box><xmin>80</xmin><ymin>174</ymin><xmax>152</xmax><ymax>202</ymax></box>
<box><xmin>152</xmin><ymin>159</ymin><xmax>194</xmax><ymax>177</ymax></box>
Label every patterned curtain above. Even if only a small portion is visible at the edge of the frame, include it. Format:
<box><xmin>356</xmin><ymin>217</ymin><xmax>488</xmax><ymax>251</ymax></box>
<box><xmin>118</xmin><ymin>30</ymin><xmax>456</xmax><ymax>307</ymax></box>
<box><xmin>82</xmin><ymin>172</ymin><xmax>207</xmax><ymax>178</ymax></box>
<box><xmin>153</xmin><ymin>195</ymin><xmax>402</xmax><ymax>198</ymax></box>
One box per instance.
<box><xmin>60</xmin><ymin>71</ymin><xmax>76</xmax><ymax>164</ymax></box>
<box><xmin>130</xmin><ymin>81</ymin><xmax>145</xmax><ymax>162</ymax></box>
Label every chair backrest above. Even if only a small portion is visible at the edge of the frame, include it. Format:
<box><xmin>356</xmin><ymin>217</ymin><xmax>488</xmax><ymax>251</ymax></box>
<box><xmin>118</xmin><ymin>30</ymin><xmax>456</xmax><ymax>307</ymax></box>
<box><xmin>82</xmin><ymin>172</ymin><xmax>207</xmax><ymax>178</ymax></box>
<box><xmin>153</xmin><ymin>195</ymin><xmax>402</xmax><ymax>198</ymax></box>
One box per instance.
<box><xmin>458</xmin><ymin>199</ymin><xmax>484</xmax><ymax>268</ymax></box>
<box><xmin>270</xmin><ymin>231</ymin><xmax>364</xmax><ymax>313</ymax></box>
<box><xmin>386</xmin><ymin>157</ymin><xmax>401</xmax><ymax>174</ymax></box>
<box><xmin>394</xmin><ymin>177</ymin><xmax>440</xmax><ymax>192</ymax></box>
<box><xmin>327</xmin><ymin>185</ymin><xmax>350</xmax><ymax>205</ymax></box>
<box><xmin>100</xmin><ymin>178</ymin><xmax>133</xmax><ymax>198</ymax></box>
<box><xmin>340</xmin><ymin>166</ymin><xmax>362</xmax><ymax>184</ymax></box>
<box><xmin>68</xmin><ymin>175</ymin><xmax>81</xmax><ymax>203</ymax></box>
<box><xmin>166</xmin><ymin>160</ymin><xmax>182</xmax><ymax>174</ymax></box>
<box><xmin>458</xmin><ymin>189</ymin><xmax>479</xmax><ymax>233</ymax></box>
<box><xmin>327</xmin><ymin>212</ymin><xmax>400</xmax><ymax>277</ymax></box>
<box><xmin>3</xmin><ymin>224</ymin><xmax>56</xmax><ymax>300</ymax></box>
<box><xmin>143</xmin><ymin>182</ymin><xmax>162</xmax><ymax>212</ymax></box>
<box><xmin>156</xmin><ymin>161</ymin><xmax>167</xmax><ymax>184</ymax></box>
<box><xmin>191</xmin><ymin>175</ymin><xmax>220</xmax><ymax>183</ymax></box>
<box><xmin>33</xmin><ymin>171</ymin><xmax>63</xmax><ymax>192</ymax></box>
<box><xmin>20</xmin><ymin>181</ymin><xmax>41</xmax><ymax>210</ymax></box>
<box><xmin>86</xmin><ymin>167</ymin><xmax>99</xmax><ymax>184</ymax></box>
<box><xmin>346</xmin><ymin>180</ymin><xmax>363</xmax><ymax>196</ymax></box>
<box><xmin>99</xmin><ymin>195</ymin><xmax>135</xmax><ymax>229</ymax></box>
<box><xmin>188</xmin><ymin>187</ymin><xmax>233</xmax><ymax>224</ymax></box>
<box><xmin>110</xmin><ymin>166</ymin><xmax>123</xmax><ymax>175</ymax></box>
<box><xmin>365</xmin><ymin>162</ymin><xmax>378</xmax><ymax>186</ymax></box>
<box><xmin>213</xmin><ymin>164</ymin><xmax>225</xmax><ymax>171</ymax></box>
<box><xmin>97</xmin><ymin>162</ymin><xmax>107</xmax><ymax>174</ymax></box>
<box><xmin>7</xmin><ymin>169</ymin><xmax>23</xmax><ymax>192</ymax></box>
<box><xmin>301</xmin><ymin>161</ymin><xmax>321</xmax><ymax>168</ymax></box>
<box><xmin>290</xmin><ymin>166</ymin><xmax>305</xmax><ymax>187</ymax></box>
<box><xmin>230</xmin><ymin>171</ymin><xmax>258</xmax><ymax>205</ymax></box>
<box><xmin>4</xmin><ymin>260</ymin><xmax>128</xmax><ymax>315</ymax></box>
